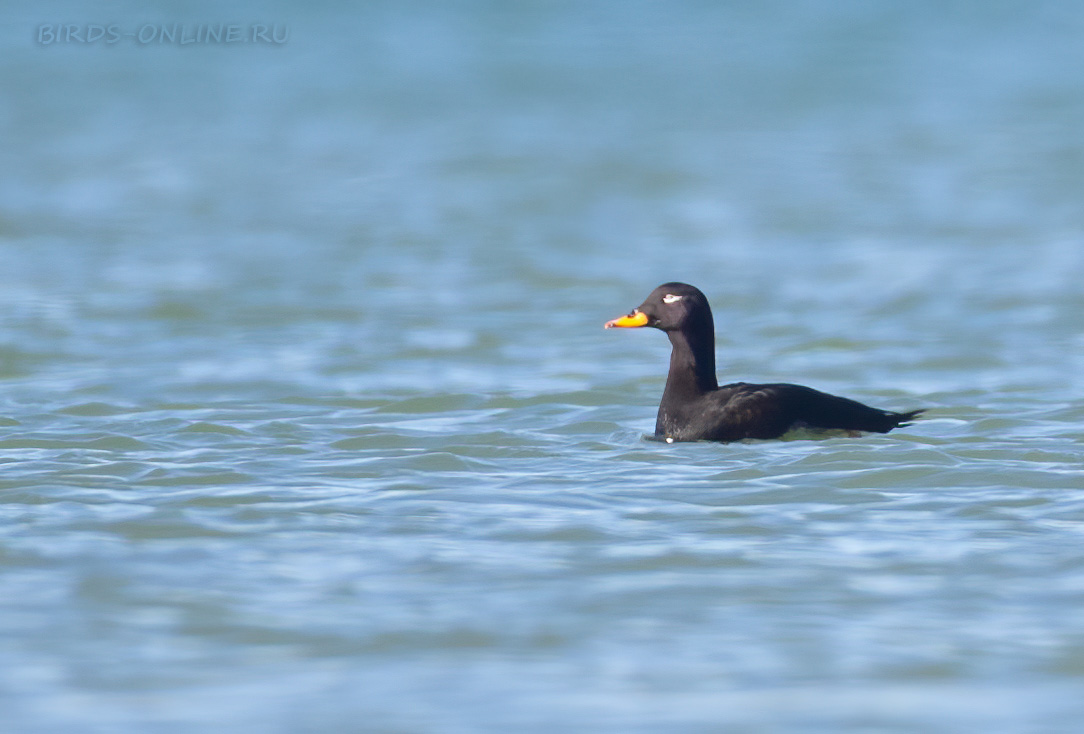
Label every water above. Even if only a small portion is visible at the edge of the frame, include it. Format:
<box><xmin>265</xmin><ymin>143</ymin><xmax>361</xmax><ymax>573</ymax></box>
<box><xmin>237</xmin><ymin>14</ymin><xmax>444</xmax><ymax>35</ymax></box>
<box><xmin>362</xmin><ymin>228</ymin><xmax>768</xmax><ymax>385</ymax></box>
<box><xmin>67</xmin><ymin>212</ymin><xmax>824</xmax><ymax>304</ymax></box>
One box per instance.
<box><xmin>3</xmin><ymin>1</ymin><xmax>1084</xmax><ymax>732</ymax></box>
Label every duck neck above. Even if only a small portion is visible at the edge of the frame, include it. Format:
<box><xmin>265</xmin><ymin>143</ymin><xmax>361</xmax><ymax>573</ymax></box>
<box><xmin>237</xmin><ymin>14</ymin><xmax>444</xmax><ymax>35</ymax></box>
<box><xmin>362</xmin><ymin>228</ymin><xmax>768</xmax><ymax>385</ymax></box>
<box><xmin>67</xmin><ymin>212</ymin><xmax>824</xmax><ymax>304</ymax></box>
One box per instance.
<box><xmin>662</xmin><ymin>322</ymin><xmax>719</xmax><ymax>402</ymax></box>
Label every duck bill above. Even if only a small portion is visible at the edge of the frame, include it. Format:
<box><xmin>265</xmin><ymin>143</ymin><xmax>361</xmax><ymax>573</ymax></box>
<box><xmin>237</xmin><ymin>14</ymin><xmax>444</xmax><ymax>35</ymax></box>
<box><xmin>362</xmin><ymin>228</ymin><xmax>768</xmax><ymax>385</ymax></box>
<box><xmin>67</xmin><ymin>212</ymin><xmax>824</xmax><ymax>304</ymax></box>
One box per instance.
<box><xmin>604</xmin><ymin>310</ymin><xmax>649</xmax><ymax>329</ymax></box>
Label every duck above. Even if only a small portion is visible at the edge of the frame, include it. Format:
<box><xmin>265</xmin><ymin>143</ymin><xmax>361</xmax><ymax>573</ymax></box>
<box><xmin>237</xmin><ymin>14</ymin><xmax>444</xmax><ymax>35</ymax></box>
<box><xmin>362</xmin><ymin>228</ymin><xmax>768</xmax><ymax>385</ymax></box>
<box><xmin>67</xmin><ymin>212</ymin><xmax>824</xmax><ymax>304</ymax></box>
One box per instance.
<box><xmin>605</xmin><ymin>282</ymin><xmax>923</xmax><ymax>442</ymax></box>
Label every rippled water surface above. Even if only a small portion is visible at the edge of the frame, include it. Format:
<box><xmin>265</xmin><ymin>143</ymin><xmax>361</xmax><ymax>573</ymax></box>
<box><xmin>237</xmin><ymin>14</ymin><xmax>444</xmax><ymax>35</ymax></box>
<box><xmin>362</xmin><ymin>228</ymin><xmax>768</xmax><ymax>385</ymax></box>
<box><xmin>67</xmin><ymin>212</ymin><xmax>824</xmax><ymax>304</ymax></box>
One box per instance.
<box><xmin>4</xmin><ymin>2</ymin><xmax>1084</xmax><ymax>732</ymax></box>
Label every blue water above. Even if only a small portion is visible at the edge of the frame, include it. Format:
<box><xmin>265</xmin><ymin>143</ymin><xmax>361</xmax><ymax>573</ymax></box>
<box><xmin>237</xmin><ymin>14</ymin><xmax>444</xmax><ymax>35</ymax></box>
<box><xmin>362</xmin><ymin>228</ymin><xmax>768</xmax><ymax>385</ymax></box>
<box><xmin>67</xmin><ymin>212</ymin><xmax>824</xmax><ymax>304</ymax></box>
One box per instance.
<box><xmin>3</xmin><ymin>2</ymin><xmax>1084</xmax><ymax>732</ymax></box>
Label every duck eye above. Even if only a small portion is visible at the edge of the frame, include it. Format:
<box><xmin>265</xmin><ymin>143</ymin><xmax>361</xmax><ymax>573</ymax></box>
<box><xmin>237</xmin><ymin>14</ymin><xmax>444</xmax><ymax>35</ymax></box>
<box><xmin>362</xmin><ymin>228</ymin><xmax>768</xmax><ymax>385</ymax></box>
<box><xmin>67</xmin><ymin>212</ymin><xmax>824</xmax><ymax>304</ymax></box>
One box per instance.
<box><xmin>662</xmin><ymin>294</ymin><xmax>683</xmax><ymax>304</ymax></box>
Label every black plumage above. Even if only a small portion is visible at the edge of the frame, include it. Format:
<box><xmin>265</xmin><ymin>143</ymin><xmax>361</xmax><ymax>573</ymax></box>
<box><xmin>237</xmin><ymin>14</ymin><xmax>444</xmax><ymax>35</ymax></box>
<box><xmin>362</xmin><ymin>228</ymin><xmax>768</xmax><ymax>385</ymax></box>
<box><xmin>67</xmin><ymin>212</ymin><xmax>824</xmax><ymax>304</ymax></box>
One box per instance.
<box><xmin>605</xmin><ymin>282</ymin><xmax>923</xmax><ymax>443</ymax></box>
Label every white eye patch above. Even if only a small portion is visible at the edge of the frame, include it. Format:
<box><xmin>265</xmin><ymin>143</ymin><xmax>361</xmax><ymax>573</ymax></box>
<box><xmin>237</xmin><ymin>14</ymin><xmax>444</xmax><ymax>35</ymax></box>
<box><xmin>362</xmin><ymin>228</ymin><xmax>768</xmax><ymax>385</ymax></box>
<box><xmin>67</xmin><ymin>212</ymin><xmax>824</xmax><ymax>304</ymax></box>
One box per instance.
<box><xmin>662</xmin><ymin>294</ymin><xmax>683</xmax><ymax>304</ymax></box>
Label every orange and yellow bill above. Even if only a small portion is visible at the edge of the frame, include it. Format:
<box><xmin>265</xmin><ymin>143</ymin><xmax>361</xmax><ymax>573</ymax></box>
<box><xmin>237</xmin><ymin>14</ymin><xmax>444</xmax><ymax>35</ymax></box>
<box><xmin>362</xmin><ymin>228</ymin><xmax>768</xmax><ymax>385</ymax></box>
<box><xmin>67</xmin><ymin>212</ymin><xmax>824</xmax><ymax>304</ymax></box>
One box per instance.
<box><xmin>604</xmin><ymin>310</ymin><xmax>649</xmax><ymax>329</ymax></box>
